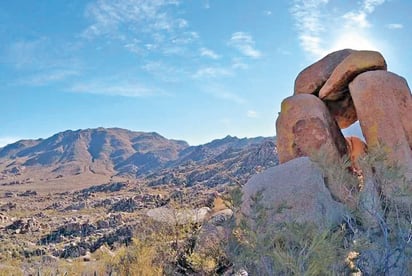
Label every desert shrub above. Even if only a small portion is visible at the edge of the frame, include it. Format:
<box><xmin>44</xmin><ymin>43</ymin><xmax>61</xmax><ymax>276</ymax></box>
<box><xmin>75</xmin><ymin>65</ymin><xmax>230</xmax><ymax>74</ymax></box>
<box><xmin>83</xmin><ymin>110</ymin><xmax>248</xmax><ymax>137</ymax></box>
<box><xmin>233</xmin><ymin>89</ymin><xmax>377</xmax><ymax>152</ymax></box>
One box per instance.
<box><xmin>226</xmin><ymin>187</ymin><xmax>345</xmax><ymax>275</ymax></box>
<box><xmin>106</xmin><ymin>238</ymin><xmax>163</xmax><ymax>276</ymax></box>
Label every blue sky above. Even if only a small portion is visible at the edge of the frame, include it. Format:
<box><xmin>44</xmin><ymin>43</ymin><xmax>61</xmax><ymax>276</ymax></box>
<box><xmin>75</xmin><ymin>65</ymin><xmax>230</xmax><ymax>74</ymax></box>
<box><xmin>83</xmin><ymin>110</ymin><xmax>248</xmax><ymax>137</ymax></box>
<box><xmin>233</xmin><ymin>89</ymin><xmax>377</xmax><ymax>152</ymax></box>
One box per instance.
<box><xmin>1</xmin><ymin>0</ymin><xmax>410</xmax><ymax>146</ymax></box>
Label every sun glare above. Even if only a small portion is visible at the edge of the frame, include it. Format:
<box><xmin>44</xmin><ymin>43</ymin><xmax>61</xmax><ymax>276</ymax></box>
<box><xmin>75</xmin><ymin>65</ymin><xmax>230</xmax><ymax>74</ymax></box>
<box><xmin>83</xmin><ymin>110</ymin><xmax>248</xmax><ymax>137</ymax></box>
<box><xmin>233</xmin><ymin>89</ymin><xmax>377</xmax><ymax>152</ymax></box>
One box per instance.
<box><xmin>328</xmin><ymin>31</ymin><xmax>382</xmax><ymax>52</ymax></box>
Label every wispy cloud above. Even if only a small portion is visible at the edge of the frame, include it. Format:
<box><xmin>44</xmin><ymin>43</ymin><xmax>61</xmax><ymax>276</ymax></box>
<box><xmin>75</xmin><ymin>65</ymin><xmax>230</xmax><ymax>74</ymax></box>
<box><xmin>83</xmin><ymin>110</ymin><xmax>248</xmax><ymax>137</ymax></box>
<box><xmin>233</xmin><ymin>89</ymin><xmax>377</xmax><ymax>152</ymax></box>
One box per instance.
<box><xmin>70</xmin><ymin>80</ymin><xmax>162</xmax><ymax>97</ymax></box>
<box><xmin>228</xmin><ymin>32</ymin><xmax>262</xmax><ymax>59</ymax></box>
<box><xmin>205</xmin><ymin>85</ymin><xmax>246</xmax><ymax>104</ymax></box>
<box><xmin>247</xmin><ymin>110</ymin><xmax>258</xmax><ymax>118</ymax></box>
<box><xmin>341</xmin><ymin>0</ymin><xmax>385</xmax><ymax>29</ymax></box>
<box><xmin>291</xmin><ymin>0</ymin><xmax>386</xmax><ymax>58</ymax></box>
<box><xmin>18</xmin><ymin>70</ymin><xmax>79</xmax><ymax>86</ymax></box>
<box><xmin>193</xmin><ymin>67</ymin><xmax>232</xmax><ymax>79</ymax></box>
<box><xmin>232</xmin><ymin>58</ymin><xmax>248</xmax><ymax>70</ymax></box>
<box><xmin>142</xmin><ymin>61</ymin><xmax>186</xmax><ymax>82</ymax></box>
<box><xmin>0</xmin><ymin>137</ymin><xmax>21</xmax><ymax>147</ymax></box>
<box><xmin>290</xmin><ymin>0</ymin><xmax>329</xmax><ymax>57</ymax></box>
<box><xmin>83</xmin><ymin>0</ymin><xmax>197</xmax><ymax>56</ymax></box>
<box><xmin>200</xmin><ymin>47</ymin><xmax>220</xmax><ymax>59</ymax></box>
<box><xmin>203</xmin><ymin>0</ymin><xmax>210</xmax><ymax>9</ymax></box>
<box><xmin>386</xmin><ymin>23</ymin><xmax>403</xmax><ymax>29</ymax></box>
<box><xmin>263</xmin><ymin>10</ymin><xmax>272</xmax><ymax>16</ymax></box>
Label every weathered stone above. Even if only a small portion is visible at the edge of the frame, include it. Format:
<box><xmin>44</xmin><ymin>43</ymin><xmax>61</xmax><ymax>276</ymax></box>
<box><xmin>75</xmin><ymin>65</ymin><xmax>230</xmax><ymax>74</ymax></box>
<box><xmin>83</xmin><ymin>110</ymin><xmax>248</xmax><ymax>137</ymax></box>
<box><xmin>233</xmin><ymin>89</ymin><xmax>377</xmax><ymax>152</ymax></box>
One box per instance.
<box><xmin>241</xmin><ymin>157</ymin><xmax>346</xmax><ymax>228</ymax></box>
<box><xmin>319</xmin><ymin>50</ymin><xmax>387</xmax><ymax>100</ymax></box>
<box><xmin>385</xmin><ymin>73</ymin><xmax>412</xmax><ymax>149</ymax></box>
<box><xmin>294</xmin><ymin>49</ymin><xmax>354</xmax><ymax>95</ymax></box>
<box><xmin>324</xmin><ymin>92</ymin><xmax>357</xmax><ymax>129</ymax></box>
<box><xmin>345</xmin><ymin>136</ymin><xmax>367</xmax><ymax>170</ymax></box>
<box><xmin>146</xmin><ymin>206</ymin><xmax>211</xmax><ymax>225</ymax></box>
<box><xmin>349</xmin><ymin>70</ymin><xmax>412</xmax><ymax>175</ymax></box>
<box><xmin>276</xmin><ymin>94</ymin><xmax>347</xmax><ymax>164</ymax></box>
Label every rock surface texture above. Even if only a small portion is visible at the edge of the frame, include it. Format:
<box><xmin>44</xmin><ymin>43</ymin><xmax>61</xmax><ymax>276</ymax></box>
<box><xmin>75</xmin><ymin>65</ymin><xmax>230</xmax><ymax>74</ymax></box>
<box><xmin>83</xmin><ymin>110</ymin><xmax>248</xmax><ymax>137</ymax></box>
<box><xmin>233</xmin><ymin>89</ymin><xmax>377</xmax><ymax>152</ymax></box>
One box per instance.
<box><xmin>276</xmin><ymin>94</ymin><xmax>347</xmax><ymax>163</ymax></box>
<box><xmin>241</xmin><ymin>157</ymin><xmax>346</xmax><ymax>228</ymax></box>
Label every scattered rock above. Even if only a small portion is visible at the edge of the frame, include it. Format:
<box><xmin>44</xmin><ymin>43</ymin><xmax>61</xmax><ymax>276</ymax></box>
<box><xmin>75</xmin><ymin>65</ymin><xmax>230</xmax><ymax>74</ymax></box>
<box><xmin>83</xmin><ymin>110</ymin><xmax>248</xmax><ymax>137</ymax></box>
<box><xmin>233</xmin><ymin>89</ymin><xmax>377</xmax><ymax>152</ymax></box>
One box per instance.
<box><xmin>5</xmin><ymin>218</ymin><xmax>45</xmax><ymax>234</ymax></box>
<box><xmin>209</xmin><ymin>209</ymin><xmax>233</xmax><ymax>226</ymax></box>
<box><xmin>17</xmin><ymin>190</ymin><xmax>37</xmax><ymax>197</ymax></box>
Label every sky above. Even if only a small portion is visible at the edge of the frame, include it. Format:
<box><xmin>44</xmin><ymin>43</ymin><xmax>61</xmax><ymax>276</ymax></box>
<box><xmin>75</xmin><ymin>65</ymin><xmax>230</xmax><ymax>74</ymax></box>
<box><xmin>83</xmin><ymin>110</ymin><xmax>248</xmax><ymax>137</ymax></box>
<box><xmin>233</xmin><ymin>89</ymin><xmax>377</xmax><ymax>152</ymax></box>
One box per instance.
<box><xmin>1</xmin><ymin>0</ymin><xmax>411</xmax><ymax>146</ymax></box>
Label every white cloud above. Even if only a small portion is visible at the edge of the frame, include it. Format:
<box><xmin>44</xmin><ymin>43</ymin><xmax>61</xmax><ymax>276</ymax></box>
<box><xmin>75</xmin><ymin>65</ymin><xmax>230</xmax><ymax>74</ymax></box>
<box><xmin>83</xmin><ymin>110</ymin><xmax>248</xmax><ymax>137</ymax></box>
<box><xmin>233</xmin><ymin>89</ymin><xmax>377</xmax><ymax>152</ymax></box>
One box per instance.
<box><xmin>363</xmin><ymin>0</ymin><xmax>385</xmax><ymax>13</ymax></box>
<box><xmin>0</xmin><ymin>137</ymin><xmax>21</xmax><ymax>147</ymax></box>
<box><xmin>342</xmin><ymin>11</ymin><xmax>370</xmax><ymax>28</ymax></box>
<box><xmin>291</xmin><ymin>0</ymin><xmax>386</xmax><ymax>58</ymax></box>
<box><xmin>341</xmin><ymin>1</ymin><xmax>385</xmax><ymax>29</ymax></box>
<box><xmin>229</xmin><ymin>32</ymin><xmax>262</xmax><ymax>59</ymax></box>
<box><xmin>386</xmin><ymin>23</ymin><xmax>403</xmax><ymax>29</ymax></box>
<box><xmin>83</xmin><ymin>0</ymin><xmax>196</xmax><ymax>56</ymax></box>
<box><xmin>290</xmin><ymin>0</ymin><xmax>329</xmax><ymax>57</ymax></box>
<box><xmin>263</xmin><ymin>10</ymin><xmax>272</xmax><ymax>16</ymax></box>
<box><xmin>200</xmin><ymin>47</ymin><xmax>220</xmax><ymax>59</ymax></box>
<box><xmin>193</xmin><ymin>67</ymin><xmax>232</xmax><ymax>79</ymax></box>
<box><xmin>70</xmin><ymin>81</ymin><xmax>162</xmax><ymax>97</ymax></box>
<box><xmin>247</xmin><ymin>110</ymin><xmax>258</xmax><ymax>118</ymax></box>
<box><xmin>232</xmin><ymin>58</ymin><xmax>248</xmax><ymax>70</ymax></box>
<box><xmin>19</xmin><ymin>70</ymin><xmax>79</xmax><ymax>86</ymax></box>
<box><xmin>142</xmin><ymin>61</ymin><xmax>186</xmax><ymax>82</ymax></box>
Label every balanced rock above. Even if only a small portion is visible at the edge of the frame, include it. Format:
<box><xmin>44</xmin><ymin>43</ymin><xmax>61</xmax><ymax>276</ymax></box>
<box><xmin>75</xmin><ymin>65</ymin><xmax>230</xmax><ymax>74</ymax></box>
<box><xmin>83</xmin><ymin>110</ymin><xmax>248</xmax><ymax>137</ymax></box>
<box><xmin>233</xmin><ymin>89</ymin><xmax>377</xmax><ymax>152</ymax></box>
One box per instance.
<box><xmin>241</xmin><ymin>157</ymin><xmax>346</xmax><ymax>228</ymax></box>
<box><xmin>276</xmin><ymin>94</ymin><xmax>347</xmax><ymax>163</ymax></box>
<box><xmin>349</xmin><ymin>70</ymin><xmax>412</xmax><ymax>173</ymax></box>
<box><xmin>294</xmin><ymin>49</ymin><xmax>354</xmax><ymax>95</ymax></box>
<box><xmin>319</xmin><ymin>50</ymin><xmax>387</xmax><ymax>100</ymax></box>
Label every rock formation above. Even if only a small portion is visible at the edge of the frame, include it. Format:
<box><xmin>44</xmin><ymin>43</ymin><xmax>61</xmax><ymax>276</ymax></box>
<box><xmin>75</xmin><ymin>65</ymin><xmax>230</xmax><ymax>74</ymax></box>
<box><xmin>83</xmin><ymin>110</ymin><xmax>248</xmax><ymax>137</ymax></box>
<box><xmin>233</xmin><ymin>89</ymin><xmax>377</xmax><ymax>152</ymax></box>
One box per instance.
<box><xmin>243</xmin><ymin>48</ymin><xmax>412</xmax><ymax>231</ymax></box>
<box><xmin>277</xmin><ymin>49</ymin><xmax>412</xmax><ymax>191</ymax></box>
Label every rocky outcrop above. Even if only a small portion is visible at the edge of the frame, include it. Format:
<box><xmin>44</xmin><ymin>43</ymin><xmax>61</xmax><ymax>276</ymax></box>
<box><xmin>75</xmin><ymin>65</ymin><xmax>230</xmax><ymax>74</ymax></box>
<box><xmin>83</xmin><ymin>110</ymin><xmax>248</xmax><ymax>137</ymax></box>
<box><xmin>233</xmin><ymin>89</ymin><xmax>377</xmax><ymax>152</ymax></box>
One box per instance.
<box><xmin>241</xmin><ymin>157</ymin><xmax>346</xmax><ymax>228</ymax></box>
<box><xmin>276</xmin><ymin>94</ymin><xmax>347</xmax><ymax>163</ymax></box>
<box><xmin>276</xmin><ymin>49</ymin><xmax>412</xmax><ymax>195</ymax></box>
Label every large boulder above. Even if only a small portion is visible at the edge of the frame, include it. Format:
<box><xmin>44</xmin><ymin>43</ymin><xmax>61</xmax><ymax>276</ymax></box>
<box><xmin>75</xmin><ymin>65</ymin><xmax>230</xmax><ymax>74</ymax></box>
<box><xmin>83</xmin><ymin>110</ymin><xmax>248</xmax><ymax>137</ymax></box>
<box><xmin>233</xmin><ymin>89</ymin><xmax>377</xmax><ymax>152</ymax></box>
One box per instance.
<box><xmin>241</xmin><ymin>157</ymin><xmax>346</xmax><ymax>228</ymax></box>
<box><xmin>319</xmin><ymin>50</ymin><xmax>387</xmax><ymax>100</ymax></box>
<box><xmin>349</xmin><ymin>70</ymin><xmax>412</xmax><ymax>181</ymax></box>
<box><xmin>276</xmin><ymin>94</ymin><xmax>347</xmax><ymax>163</ymax></box>
<box><xmin>294</xmin><ymin>49</ymin><xmax>354</xmax><ymax>95</ymax></box>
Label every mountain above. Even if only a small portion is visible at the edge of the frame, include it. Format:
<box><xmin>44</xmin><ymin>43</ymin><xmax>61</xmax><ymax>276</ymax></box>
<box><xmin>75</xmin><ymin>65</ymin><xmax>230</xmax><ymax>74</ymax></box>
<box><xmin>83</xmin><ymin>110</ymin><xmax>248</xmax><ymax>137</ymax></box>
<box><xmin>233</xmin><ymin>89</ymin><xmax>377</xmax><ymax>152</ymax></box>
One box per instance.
<box><xmin>0</xmin><ymin>128</ymin><xmax>278</xmax><ymax>190</ymax></box>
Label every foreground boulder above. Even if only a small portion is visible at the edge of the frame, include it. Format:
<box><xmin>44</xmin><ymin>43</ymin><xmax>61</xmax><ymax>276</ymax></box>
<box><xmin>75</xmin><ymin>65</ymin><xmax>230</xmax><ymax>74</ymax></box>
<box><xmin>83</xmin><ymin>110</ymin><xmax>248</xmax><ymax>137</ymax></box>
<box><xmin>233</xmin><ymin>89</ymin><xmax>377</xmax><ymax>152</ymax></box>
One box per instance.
<box><xmin>241</xmin><ymin>157</ymin><xmax>346</xmax><ymax>228</ymax></box>
<box><xmin>276</xmin><ymin>94</ymin><xmax>347</xmax><ymax>163</ymax></box>
<box><xmin>349</xmin><ymin>70</ymin><xmax>412</xmax><ymax>175</ymax></box>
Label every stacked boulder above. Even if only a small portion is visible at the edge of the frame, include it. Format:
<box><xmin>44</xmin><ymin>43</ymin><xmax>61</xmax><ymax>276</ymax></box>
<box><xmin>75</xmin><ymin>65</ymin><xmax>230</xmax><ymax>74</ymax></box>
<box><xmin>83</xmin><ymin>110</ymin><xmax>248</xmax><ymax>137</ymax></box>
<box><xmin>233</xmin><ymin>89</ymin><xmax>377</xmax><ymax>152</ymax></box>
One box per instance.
<box><xmin>242</xmin><ymin>49</ymin><xmax>412</xmax><ymax>232</ymax></box>
<box><xmin>276</xmin><ymin>49</ymin><xmax>412</xmax><ymax>181</ymax></box>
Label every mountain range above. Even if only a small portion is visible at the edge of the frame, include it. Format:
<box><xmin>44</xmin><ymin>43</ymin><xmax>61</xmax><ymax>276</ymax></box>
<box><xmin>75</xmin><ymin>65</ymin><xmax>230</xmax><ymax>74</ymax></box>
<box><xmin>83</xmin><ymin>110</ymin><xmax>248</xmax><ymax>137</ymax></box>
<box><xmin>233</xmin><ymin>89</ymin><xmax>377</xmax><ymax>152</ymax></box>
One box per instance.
<box><xmin>0</xmin><ymin>128</ymin><xmax>278</xmax><ymax>191</ymax></box>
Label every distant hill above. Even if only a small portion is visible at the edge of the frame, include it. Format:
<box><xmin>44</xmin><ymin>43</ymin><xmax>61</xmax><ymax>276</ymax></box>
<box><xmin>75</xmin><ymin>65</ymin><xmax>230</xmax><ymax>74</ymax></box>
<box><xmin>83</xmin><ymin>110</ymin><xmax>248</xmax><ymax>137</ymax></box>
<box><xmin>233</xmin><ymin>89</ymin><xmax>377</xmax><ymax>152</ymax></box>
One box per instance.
<box><xmin>0</xmin><ymin>128</ymin><xmax>278</xmax><ymax>189</ymax></box>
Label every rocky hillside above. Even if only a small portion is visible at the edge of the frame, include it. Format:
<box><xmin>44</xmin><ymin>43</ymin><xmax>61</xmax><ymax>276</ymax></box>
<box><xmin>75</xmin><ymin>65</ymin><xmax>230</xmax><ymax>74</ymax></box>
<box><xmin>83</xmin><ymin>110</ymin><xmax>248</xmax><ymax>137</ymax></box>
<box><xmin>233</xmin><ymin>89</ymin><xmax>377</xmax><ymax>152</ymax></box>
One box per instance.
<box><xmin>0</xmin><ymin>128</ymin><xmax>277</xmax><ymax>190</ymax></box>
